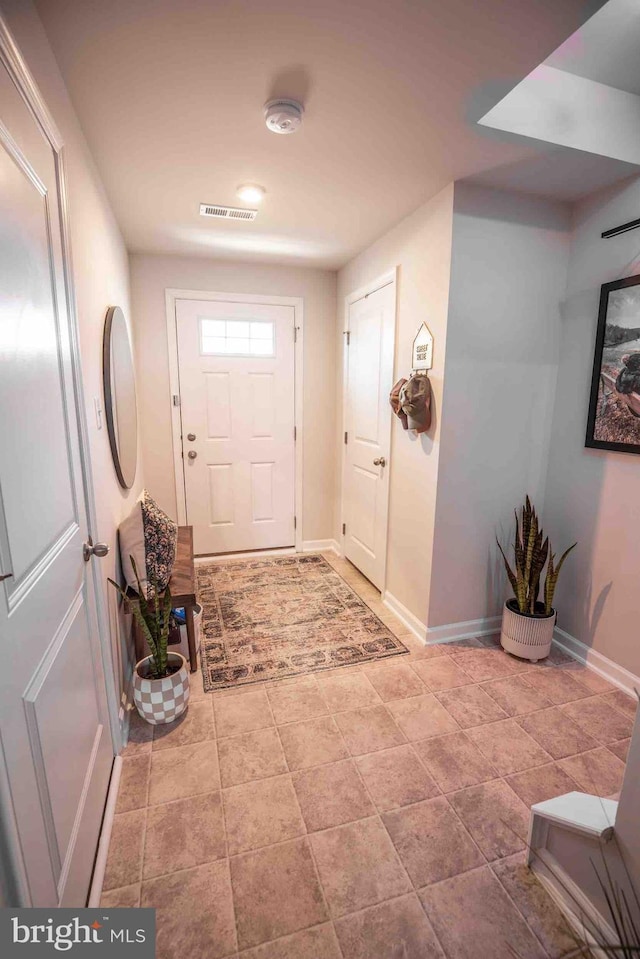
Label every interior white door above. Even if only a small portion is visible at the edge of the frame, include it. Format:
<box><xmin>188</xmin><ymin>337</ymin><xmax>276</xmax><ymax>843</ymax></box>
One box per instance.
<box><xmin>343</xmin><ymin>281</ymin><xmax>396</xmax><ymax>589</ymax></box>
<box><xmin>0</xmin><ymin>59</ymin><xmax>114</xmax><ymax>905</ymax></box>
<box><xmin>176</xmin><ymin>298</ymin><xmax>296</xmax><ymax>554</ymax></box>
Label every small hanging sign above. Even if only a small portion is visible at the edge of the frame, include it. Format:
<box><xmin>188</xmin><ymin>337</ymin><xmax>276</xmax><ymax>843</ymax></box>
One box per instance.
<box><xmin>412</xmin><ymin>323</ymin><xmax>433</xmax><ymax>371</ymax></box>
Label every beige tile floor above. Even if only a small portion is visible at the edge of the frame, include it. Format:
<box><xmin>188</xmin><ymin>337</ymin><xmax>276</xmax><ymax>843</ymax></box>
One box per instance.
<box><xmin>103</xmin><ymin>552</ymin><xmax>633</xmax><ymax>959</ymax></box>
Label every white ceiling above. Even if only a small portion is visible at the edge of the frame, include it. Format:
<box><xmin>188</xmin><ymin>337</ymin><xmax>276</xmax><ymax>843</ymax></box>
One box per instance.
<box><xmin>474</xmin><ymin>0</ymin><xmax>640</xmax><ymax>192</ymax></box>
<box><xmin>547</xmin><ymin>0</ymin><xmax>640</xmax><ymax>96</ymax></box>
<box><xmin>35</xmin><ymin>0</ymin><xmax>605</xmax><ymax>268</ymax></box>
<box><xmin>467</xmin><ymin>147</ymin><xmax>639</xmax><ymax>202</ymax></box>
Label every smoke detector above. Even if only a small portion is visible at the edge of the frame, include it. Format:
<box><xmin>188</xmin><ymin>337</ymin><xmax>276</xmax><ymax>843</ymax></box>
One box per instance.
<box><xmin>264</xmin><ymin>98</ymin><xmax>304</xmax><ymax>135</ymax></box>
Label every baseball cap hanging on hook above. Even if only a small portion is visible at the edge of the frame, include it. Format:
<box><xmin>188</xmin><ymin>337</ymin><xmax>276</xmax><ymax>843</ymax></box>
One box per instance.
<box><xmin>399</xmin><ymin>374</ymin><xmax>431</xmax><ymax>433</ymax></box>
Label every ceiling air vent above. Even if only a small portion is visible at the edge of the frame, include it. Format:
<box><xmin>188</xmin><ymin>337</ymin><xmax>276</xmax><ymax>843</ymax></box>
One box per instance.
<box><xmin>199</xmin><ymin>203</ymin><xmax>257</xmax><ymax>220</ymax></box>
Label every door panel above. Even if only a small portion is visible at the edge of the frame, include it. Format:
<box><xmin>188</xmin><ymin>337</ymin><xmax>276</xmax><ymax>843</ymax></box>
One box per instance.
<box><xmin>0</xmin><ymin>117</ymin><xmax>76</xmax><ymax>586</ymax></box>
<box><xmin>251</xmin><ymin>461</ymin><xmax>275</xmax><ymax>520</ymax></box>
<box><xmin>208</xmin><ymin>463</ymin><xmax>234</xmax><ymax>525</ymax></box>
<box><xmin>205</xmin><ymin>372</ymin><xmax>231</xmax><ymax>438</ymax></box>
<box><xmin>176</xmin><ymin>299</ymin><xmax>295</xmax><ymax>554</ymax></box>
<box><xmin>0</xmin><ymin>58</ymin><xmax>113</xmax><ymax>906</ymax></box>
<box><xmin>250</xmin><ymin>373</ymin><xmax>275</xmax><ymax>436</ymax></box>
<box><xmin>352</xmin><ymin>309</ymin><xmax>383</xmax><ymax>446</ymax></box>
<box><xmin>343</xmin><ymin>282</ymin><xmax>396</xmax><ymax>588</ymax></box>
<box><xmin>350</xmin><ymin>465</ymin><xmax>377</xmax><ymax>552</ymax></box>
<box><xmin>23</xmin><ymin>594</ymin><xmax>102</xmax><ymax>863</ymax></box>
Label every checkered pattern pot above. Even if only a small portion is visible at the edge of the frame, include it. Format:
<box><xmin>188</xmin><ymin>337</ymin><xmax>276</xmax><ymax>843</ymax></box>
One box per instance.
<box><xmin>133</xmin><ymin>652</ymin><xmax>190</xmax><ymax>725</ymax></box>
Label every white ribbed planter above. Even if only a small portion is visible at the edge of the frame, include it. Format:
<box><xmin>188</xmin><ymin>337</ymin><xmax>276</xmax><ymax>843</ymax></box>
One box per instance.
<box><xmin>500</xmin><ymin>600</ymin><xmax>555</xmax><ymax>662</ymax></box>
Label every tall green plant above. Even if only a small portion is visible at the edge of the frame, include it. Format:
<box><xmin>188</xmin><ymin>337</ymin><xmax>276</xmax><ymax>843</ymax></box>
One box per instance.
<box><xmin>109</xmin><ymin>556</ymin><xmax>173</xmax><ymax>679</ymax></box>
<box><xmin>497</xmin><ymin>496</ymin><xmax>576</xmax><ymax>616</ymax></box>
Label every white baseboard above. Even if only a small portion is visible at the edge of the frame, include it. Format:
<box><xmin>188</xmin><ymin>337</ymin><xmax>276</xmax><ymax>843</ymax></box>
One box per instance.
<box><xmin>195</xmin><ymin>542</ymin><xmax>341</xmax><ymax>564</ymax></box>
<box><xmin>382</xmin><ymin>591</ymin><xmax>427</xmax><ymax>643</ymax></box>
<box><xmin>381</xmin><ymin>597</ymin><xmax>504</xmax><ymax>648</ymax></box>
<box><xmin>553</xmin><ymin>626</ymin><xmax>640</xmax><ymax>697</ymax></box>
<box><xmin>531</xmin><ymin>849</ymin><xmax>616</xmax><ymax>959</ymax></box>
<box><xmin>424</xmin><ymin>615</ymin><xmax>502</xmax><ymax>644</ymax></box>
<box><xmin>195</xmin><ymin>547</ymin><xmax>297</xmax><ymax>563</ymax></box>
<box><xmin>302</xmin><ymin>539</ymin><xmax>341</xmax><ymax>555</ymax></box>
<box><xmin>87</xmin><ymin>755</ymin><xmax>123</xmax><ymax>907</ymax></box>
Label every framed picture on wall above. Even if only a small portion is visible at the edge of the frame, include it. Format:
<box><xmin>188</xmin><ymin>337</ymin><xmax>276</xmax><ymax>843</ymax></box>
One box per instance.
<box><xmin>586</xmin><ymin>272</ymin><xmax>640</xmax><ymax>455</ymax></box>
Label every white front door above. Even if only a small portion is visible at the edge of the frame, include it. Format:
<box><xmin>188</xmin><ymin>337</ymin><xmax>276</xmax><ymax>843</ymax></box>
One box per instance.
<box><xmin>0</xmin><ymin>56</ymin><xmax>114</xmax><ymax>904</ymax></box>
<box><xmin>176</xmin><ymin>298</ymin><xmax>296</xmax><ymax>555</ymax></box>
<box><xmin>343</xmin><ymin>280</ymin><xmax>396</xmax><ymax>589</ymax></box>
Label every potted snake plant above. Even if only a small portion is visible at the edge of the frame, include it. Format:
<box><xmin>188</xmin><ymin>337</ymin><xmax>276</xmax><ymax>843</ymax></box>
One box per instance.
<box><xmin>496</xmin><ymin>497</ymin><xmax>576</xmax><ymax>662</ymax></box>
<box><xmin>109</xmin><ymin>557</ymin><xmax>190</xmax><ymax>725</ymax></box>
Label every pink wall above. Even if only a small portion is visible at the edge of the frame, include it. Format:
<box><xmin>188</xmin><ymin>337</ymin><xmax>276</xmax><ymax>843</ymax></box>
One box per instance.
<box><xmin>430</xmin><ymin>184</ymin><xmax>570</xmax><ymax>629</ymax></box>
<box><xmin>336</xmin><ymin>186</ymin><xmax>454</xmax><ymax>625</ymax></box>
<box><xmin>544</xmin><ymin>174</ymin><xmax>640</xmax><ymax>676</ymax></box>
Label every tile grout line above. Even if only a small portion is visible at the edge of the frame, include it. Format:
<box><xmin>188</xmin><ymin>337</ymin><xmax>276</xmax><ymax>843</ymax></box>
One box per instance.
<box><xmin>217</xmin><ymin>761</ymin><xmax>239</xmax><ymax>956</ymax></box>
<box><xmin>486</xmin><ymin>857</ymin><xmax>563</xmax><ymax>959</ymax></box>
<box><xmin>119</xmin><ymin>702</ymin><xmax>622</xmax><ymax>812</ymax></box>
<box><xmin>266</xmin><ymin>686</ymin><xmax>346</xmax><ymax>959</ymax></box>
<box><xmin>225</xmin><ymin>686</ymin><xmax>289</xmax><ymax>955</ymax></box>
<box><xmin>270</xmin><ymin>677</ymin><xmax>416</xmax><ymax>945</ymax></box>
<box><xmin>234</xmin><ymin>920</ymin><xmax>341</xmax><ymax>958</ymax></box>
<box><xmin>328</xmin><ymin>695</ymin><xmax>449</xmax><ymax>957</ymax></box>
<box><xmin>421</xmin><ymin>793</ymin><xmax>560</xmax><ymax>958</ymax></box>
<box><xmin>137</xmin><ymin>803</ymin><xmax>149</xmax><ymax>898</ymax></box>
<box><xmin>355</xmin><ymin>750</ymin><xmax>477</xmax><ymax>955</ymax></box>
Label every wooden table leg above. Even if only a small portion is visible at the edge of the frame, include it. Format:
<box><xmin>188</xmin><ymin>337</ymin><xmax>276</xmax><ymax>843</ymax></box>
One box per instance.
<box><xmin>184</xmin><ymin>603</ymin><xmax>198</xmax><ymax>673</ymax></box>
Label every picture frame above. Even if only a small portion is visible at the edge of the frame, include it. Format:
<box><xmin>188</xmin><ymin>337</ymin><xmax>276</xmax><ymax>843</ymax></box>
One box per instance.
<box><xmin>585</xmin><ymin>272</ymin><xmax>640</xmax><ymax>455</ymax></box>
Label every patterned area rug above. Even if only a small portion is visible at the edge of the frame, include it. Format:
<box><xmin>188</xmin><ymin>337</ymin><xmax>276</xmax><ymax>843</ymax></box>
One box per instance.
<box><xmin>196</xmin><ymin>554</ymin><xmax>409</xmax><ymax>691</ymax></box>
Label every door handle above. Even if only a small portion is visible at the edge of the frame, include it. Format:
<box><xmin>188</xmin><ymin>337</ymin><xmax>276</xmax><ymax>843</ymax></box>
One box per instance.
<box><xmin>83</xmin><ymin>539</ymin><xmax>110</xmax><ymax>562</ymax></box>
<box><xmin>187</xmin><ymin>433</ymin><xmax>196</xmax><ymax>441</ymax></box>
<box><xmin>188</xmin><ymin>450</ymin><xmax>197</xmax><ymax>460</ymax></box>
<box><xmin>0</xmin><ymin>572</ymin><xmax>12</xmax><ymax>582</ymax></box>
<box><xmin>373</xmin><ymin>457</ymin><xmax>387</xmax><ymax>467</ymax></box>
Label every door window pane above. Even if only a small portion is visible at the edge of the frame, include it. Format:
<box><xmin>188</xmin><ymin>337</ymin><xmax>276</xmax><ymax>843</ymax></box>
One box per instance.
<box><xmin>250</xmin><ymin>339</ymin><xmax>273</xmax><ymax>355</ymax></box>
<box><xmin>200</xmin><ymin>318</ymin><xmax>274</xmax><ymax>356</ymax></box>
<box><xmin>251</xmin><ymin>322</ymin><xmax>272</xmax><ymax>339</ymax></box>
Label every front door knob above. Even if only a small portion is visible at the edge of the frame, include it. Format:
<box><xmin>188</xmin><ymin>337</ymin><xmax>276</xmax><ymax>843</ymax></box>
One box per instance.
<box><xmin>187</xmin><ymin>433</ymin><xmax>196</xmax><ymax>441</ymax></box>
<box><xmin>188</xmin><ymin>450</ymin><xmax>197</xmax><ymax>460</ymax></box>
<box><xmin>83</xmin><ymin>539</ymin><xmax>110</xmax><ymax>562</ymax></box>
<box><xmin>373</xmin><ymin>457</ymin><xmax>387</xmax><ymax>467</ymax></box>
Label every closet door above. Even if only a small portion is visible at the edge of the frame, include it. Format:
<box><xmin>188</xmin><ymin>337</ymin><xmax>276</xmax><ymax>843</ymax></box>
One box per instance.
<box><xmin>0</xmin><ymin>51</ymin><xmax>114</xmax><ymax>906</ymax></box>
<box><xmin>343</xmin><ymin>280</ymin><xmax>396</xmax><ymax>589</ymax></box>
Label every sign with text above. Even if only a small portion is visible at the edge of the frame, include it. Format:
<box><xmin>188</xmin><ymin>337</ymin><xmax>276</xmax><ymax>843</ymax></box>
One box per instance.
<box><xmin>412</xmin><ymin>323</ymin><xmax>433</xmax><ymax>370</ymax></box>
<box><xmin>0</xmin><ymin>909</ymin><xmax>155</xmax><ymax>957</ymax></box>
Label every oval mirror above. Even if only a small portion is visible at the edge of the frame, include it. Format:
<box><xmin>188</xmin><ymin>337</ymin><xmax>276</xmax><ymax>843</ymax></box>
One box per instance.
<box><xmin>103</xmin><ymin>306</ymin><xmax>138</xmax><ymax>489</ymax></box>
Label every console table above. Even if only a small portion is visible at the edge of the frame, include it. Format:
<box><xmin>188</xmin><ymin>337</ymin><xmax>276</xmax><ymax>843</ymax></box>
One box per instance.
<box><xmin>130</xmin><ymin>525</ymin><xmax>199</xmax><ymax>673</ymax></box>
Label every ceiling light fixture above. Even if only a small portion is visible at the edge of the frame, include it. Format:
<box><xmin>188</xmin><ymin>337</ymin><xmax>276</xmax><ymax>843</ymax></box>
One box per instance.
<box><xmin>264</xmin><ymin>98</ymin><xmax>304</xmax><ymax>135</ymax></box>
<box><xmin>236</xmin><ymin>183</ymin><xmax>266</xmax><ymax>204</ymax></box>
